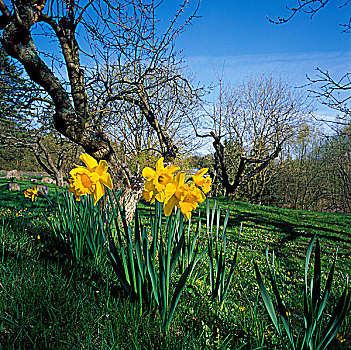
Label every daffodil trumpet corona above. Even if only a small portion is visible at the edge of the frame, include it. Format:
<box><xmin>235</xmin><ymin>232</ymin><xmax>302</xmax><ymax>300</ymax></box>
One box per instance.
<box><xmin>68</xmin><ymin>153</ymin><xmax>113</xmax><ymax>205</ymax></box>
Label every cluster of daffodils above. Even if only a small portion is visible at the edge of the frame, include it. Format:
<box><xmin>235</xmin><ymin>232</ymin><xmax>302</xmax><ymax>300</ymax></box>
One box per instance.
<box><xmin>24</xmin><ymin>185</ymin><xmax>39</xmax><ymax>202</ymax></box>
<box><xmin>142</xmin><ymin>157</ymin><xmax>211</xmax><ymax>219</ymax></box>
<box><xmin>68</xmin><ymin>153</ymin><xmax>113</xmax><ymax>205</ymax></box>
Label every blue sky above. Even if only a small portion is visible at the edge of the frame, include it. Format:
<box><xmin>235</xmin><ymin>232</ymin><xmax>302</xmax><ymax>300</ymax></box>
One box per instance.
<box><xmin>158</xmin><ymin>0</ymin><xmax>351</xmax><ymax>118</ymax></box>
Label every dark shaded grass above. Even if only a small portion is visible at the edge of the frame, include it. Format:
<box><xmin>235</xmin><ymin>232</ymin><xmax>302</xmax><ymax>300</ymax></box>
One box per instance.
<box><xmin>0</xmin><ymin>219</ymin><xmax>212</xmax><ymax>349</ymax></box>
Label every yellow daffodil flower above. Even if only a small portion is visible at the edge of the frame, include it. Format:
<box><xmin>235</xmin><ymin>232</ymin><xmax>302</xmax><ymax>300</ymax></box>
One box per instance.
<box><xmin>24</xmin><ymin>185</ymin><xmax>39</xmax><ymax>202</ymax></box>
<box><xmin>164</xmin><ymin>171</ymin><xmax>206</xmax><ymax>219</ymax></box>
<box><xmin>193</xmin><ymin>168</ymin><xmax>212</xmax><ymax>193</ymax></box>
<box><xmin>68</xmin><ymin>153</ymin><xmax>113</xmax><ymax>205</ymax></box>
<box><xmin>142</xmin><ymin>157</ymin><xmax>179</xmax><ymax>202</ymax></box>
<box><xmin>177</xmin><ymin>184</ymin><xmax>206</xmax><ymax>219</ymax></box>
<box><xmin>68</xmin><ymin>167</ymin><xmax>97</xmax><ymax>200</ymax></box>
<box><xmin>142</xmin><ymin>157</ymin><xmax>211</xmax><ymax>219</ymax></box>
<box><xmin>80</xmin><ymin>153</ymin><xmax>113</xmax><ymax>189</ymax></box>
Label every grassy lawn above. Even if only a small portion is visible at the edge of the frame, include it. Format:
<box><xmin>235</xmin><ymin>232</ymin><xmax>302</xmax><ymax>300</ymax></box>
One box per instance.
<box><xmin>0</xmin><ymin>178</ymin><xmax>350</xmax><ymax>349</ymax></box>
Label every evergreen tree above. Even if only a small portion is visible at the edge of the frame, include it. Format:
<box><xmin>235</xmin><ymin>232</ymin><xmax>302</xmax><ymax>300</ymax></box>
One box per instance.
<box><xmin>0</xmin><ymin>48</ymin><xmax>36</xmax><ymax>128</ymax></box>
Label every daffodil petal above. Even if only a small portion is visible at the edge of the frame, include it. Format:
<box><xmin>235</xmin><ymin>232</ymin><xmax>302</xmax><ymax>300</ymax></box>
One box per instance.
<box><xmin>164</xmin><ymin>183</ymin><xmax>176</xmax><ymax>203</ymax></box>
<box><xmin>142</xmin><ymin>189</ymin><xmax>153</xmax><ymax>202</ymax></box>
<box><xmin>165</xmin><ymin>165</ymin><xmax>180</xmax><ymax>174</ymax></box>
<box><xmin>174</xmin><ymin>171</ymin><xmax>186</xmax><ymax>187</ymax></box>
<box><xmin>70</xmin><ymin>166</ymin><xmax>90</xmax><ymax>176</ymax></box>
<box><xmin>93</xmin><ymin>181</ymin><xmax>105</xmax><ymax>205</ymax></box>
<box><xmin>201</xmin><ymin>178</ymin><xmax>212</xmax><ymax>193</ymax></box>
<box><xmin>178</xmin><ymin>201</ymin><xmax>195</xmax><ymax>214</ymax></box>
<box><xmin>95</xmin><ymin>160</ymin><xmax>109</xmax><ymax>175</ymax></box>
<box><xmin>164</xmin><ymin>195</ymin><xmax>179</xmax><ymax>216</ymax></box>
<box><xmin>100</xmin><ymin>172</ymin><xmax>113</xmax><ymax>190</ymax></box>
<box><xmin>89</xmin><ymin>171</ymin><xmax>100</xmax><ymax>183</ymax></box>
<box><xmin>80</xmin><ymin>153</ymin><xmax>98</xmax><ymax>171</ymax></box>
<box><xmin>155</xmin><ymin>191</ymin><xmax>166</xmax><ymax>203</ymax></box>
<box><xmin>155</xmin><ymin>157</ymin><xmax>164</xmax><ymax>172</ymax></box>
<box><xmin>193</xmin><ymin>187</ymin><xmax>206</xmax><ymax>202</ymax></box>
<box><xmin>194</xmin><ymin>168</ymin><xmax>208</xmax><ymax>178</ymax></box>
<box><xmin>145</xmin><ymin>180</ymin><xmax>155</xmax><ymax>192</ymax></box>
<box><xmin>183</xmin><ymin>211</ymin><xmax>192</xmax><ymax>220</ymax></box>
<box><xmin>142</xmin><ymin>167</ymin><xmax>156</xmax><ymax>180</ymax></box>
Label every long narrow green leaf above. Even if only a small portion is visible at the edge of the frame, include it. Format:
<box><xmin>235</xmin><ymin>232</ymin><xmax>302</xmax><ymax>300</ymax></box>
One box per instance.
<box><xmin>221</xmin><ymin>224</ymin><xmax>241</xmax><ymax>307</ymax></box>
<box><xmin>216</xmin><ymin>206</ymin><xmax>220</xmax><ymax>241</ymax></box>
<box><xmin>208</xmin><ymin>237</ymin><xmax>215</xmax><ymax>296</ymax></box>
<box><xmin>134</xmin><ymin>240</ymin><xmax>145</xmax><ymax>284</ymax></box>
<box><xmin>127</xmin><ymin>229</ymin><xmax>137</xmax><ymax>294</ymax></box>
<box><xmin>222</xmin><ymin>208</ymin><xmax>230</xmax><ymax>256</ymax></box>
<box><xmin>206</xmin><ymin>198</ymin><xmax>210</xmax><ymax>238</ymax></box>
<box><xmin>316</xmin><ymin>248</ymin><xmax>338</xmax><ymax>321</ymax></box>
<box><xmin>170</xmin><ymin>233</ymin><xmax>185</xmax><ymax>275</ymax></box>
<box><xmin>305</xmin><ymin>234</ymin><xmax>317</xmax><ymax>295</ymax></box>
<box><xmin>254</xmin><ymin>261</ymin><xmax>280</xmax><ymax>335</ymax></box>
<box><xmin>303</xmin><ymin>235</ymin><xmax>317</xmax><ymax>346</ymax></box>
<box><xmin>312</xmin><ymin>238</ymin><xmax>321</xmax><ymax>312</ymax></box>
<box><xmin>106</xmin><ymin>230</ymin><xmax>131</xmax><ymax>294</ymax></box>
<box><xmin>265</xmin><ymin>248</ymin><xmax>295</xmax><ymax>348</ymax></box>
<box><xmin>214</xmin><ymin>246</ymin><xmax>224</xmax><ymax>299</ymax></box>
<box><xmin>146</xmin><ymin>246</ymin><xmax>159</xmax><ymax>305</ymax></box>
<box><xmin>189</xmin><ymin>219</ymin><xmax>200</xmax><ymax>266</ymax></box>
<box><xmin>210</xmin><ymin>200</ymin><xmax>217</xmax><ymax>239</ymax></box>
<box><xmin>318</xmin><ymin>285</ymin><xmax>351</xmax><ymax>349</ymax></box>
<box><xmin>165</xmin><ymin>253</ymin><xmax>197</xmax><ymax>331</ymax></box>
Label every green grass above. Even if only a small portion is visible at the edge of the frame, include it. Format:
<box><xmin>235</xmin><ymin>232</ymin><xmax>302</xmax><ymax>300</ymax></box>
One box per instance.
<box><xmin>0</xmin><ymin>177</ymin><xmax>58</xmax><ymax>216</ymax></box>
<box><xmin>0</xmin><ymin>179</ymin><xmax>350</xmax><ymax>349</ymax></box>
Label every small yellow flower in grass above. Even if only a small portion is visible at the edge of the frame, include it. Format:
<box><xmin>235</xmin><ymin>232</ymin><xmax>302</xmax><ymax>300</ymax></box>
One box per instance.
<box><xmin>336</xmin><ymin>333</ymin><xmax>346</xmax><ymax>343</ymax></box>
<box><xmin>68</xmin><ymin>153</ymin><xmax>113</xmax><ymax>205</ymax></box>
<box><xmin>24</xmin><ymin>185</ymin><xmax>39</xmax><ymax>202</ymax></box>
<box><xmin>37</xmin><ymin>235</ymin><xmax>40</xmax><ymax>240</ymax></box>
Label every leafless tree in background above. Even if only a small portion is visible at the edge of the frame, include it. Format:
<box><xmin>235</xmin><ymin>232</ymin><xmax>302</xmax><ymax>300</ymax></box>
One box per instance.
<box><xmin>87</xmin><ymin>64</ymin><xmax>204</xmax><ymax>170</ymax></box>
<box><xmin>194</xmin><ymin>75</ymin><xmax>310</xmax><ymax>198</ymax></box>
<box><xmin>269</xmin><ymin>0</ymin><xmax>351</xmax><ymax>125</ymax></box>
<box><xmin>262</xmin><ymin>122</ymin><xmax>351</xmax><ymax>213</ymax></box>
<box><xmin>0</xmin><ymin>126</ymin><xmax>79</xmax><ymax>186</ymax></box>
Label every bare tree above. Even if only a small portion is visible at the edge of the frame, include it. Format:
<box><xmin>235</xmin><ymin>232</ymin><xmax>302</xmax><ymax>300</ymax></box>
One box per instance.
<box><xmin>269</xmin><ymin>0</ymin><xmax>351</xmax><ymax>124</ymax></box>
<box><xmin>262</xmin><ymin>122</ymin><xmax>351</xmax><ymax>212</ymax></box>
<box><xmin>87</xmin><ymin>64</ymin><xmax>204</xmax><ymax>170</ymax></box>
<box><xmin>0</xmin><ymin>48</ymin><xmax>80</xmax><ymax>184</ymax></box>
<box><xmin>194</xmin><ymin>75</ymin><xmax>309</xmax><ymax>199</ymax></box>
<box><xmin>271</xmin><ymin>123</ymin><xmax>326</xmax><ymax>210</ymax></box>
<box><xmin>0</xmin><ymin>125</ymin><xmax>79</xmax><ymax>186</ymax></box>
<box><xmin>0</xmin><ymin>0</ymin><xmax>201</xmax><ymax>221</ymax></box>
<box><xmin>320</xmin><ymin>127</ymin><xmax>351</xmax><ymax>212</ymax></box>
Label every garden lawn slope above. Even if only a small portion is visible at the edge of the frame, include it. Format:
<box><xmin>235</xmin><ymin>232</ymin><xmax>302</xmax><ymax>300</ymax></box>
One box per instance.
<box><xmin>0</xmin><ymin>179</ymin><xmax>350</xmax><ymax>349</ymax></box>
